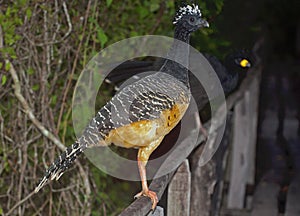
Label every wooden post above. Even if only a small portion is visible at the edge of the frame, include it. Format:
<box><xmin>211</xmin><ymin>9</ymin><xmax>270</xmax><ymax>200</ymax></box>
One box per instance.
<box><xmin>147</xmin><ymin>206</ymin><xmax>164</xmax><ymax>216</ymax></box>
<box><xmin>211</xmin><ymin>114</ymin><xmax>234</xmax><ymax>216</ymax></box>
<box><xmin>190</xmin><ymin>156</ymin><xmax>216</xmax><ymax>216</ymax></box>
<box><xmin>285</xmin><ymin>176</ymin><xmax>300</xmax><ymax>216</ymax></box>
<box><xmin>167</xmin><ymin>159</ymin><xmax>191</xmax><ymax>216</ymax></box>
<box><xmin>227</xmin><ymin>76</ymin><xmax>260</xmax><ymax>209</ymax></box>
<box><xmin>247</xmin><ymin>77</ymin><xmax>259</xmax><ymax>185</ymax></box>
<box><xmin>227</xmin><ymin>94</ymin><xmax>251</xmax><ymax>209</ymax></box>
<box><xmin>250</xmin><ymin>182</ymin><xmax>280</xmax><ymax>216</ymax></box>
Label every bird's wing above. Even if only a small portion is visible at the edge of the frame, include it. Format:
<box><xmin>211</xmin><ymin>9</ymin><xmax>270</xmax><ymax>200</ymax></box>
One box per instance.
<box><xmin>83</xmin><ymin>72</ymin><xmax>191</xmax><ymax>148</ymax></box>
<box><xmin>105</xmin><ymin>59</ymin><xmax>211</xmax><ymax>111</ymax></box>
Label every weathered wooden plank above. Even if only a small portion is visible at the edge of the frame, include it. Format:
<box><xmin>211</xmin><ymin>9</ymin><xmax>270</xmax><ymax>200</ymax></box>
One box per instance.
<box><xmin>147</xmin><ymin>206</ymin><xmax>164</xmax><ymax>216</ymax></box>
<box><xmin>190</xmin><ymin>151</ymin><xmax>216</xmax><ymax>216</ymax></box>
<box><xmin>250</xmin><ymin>182</ymin><xmax>280</xmax><ymax>216</ymax></box>
<box><xmin>119</xmin><ymin>171</ymin><xmax>175</xmax><ymax>216</ymax></box>
<box><xmin>283</xmin><ymin>117</ymin><xmax>299</xmax><ymax>139</ymax></box>
<box><xmin>285</xmin><ymin>176</ymin><xmax>300</xmax><ymax>216</ymax></box>
<box><xmin>285</xmin><ymin>139</ymin><xmax>300</xmax><ymax>216</ymax></box>
<box><xmin>227</xmin><ymin>74</ymin><xmax>261</xmax><ymax>209</ymax></box>
<box><xmin>167</xmin><ymin>160</ymin><xmax>191</xmax><ymax>216</ymax></box>
<box><xmin>220</xmin><ymin>209</ymin><xmax>250</xmax><ymax>216</ymax></box>
<box><xmin>211</xmin><ymin>114</ymin><xmax>234</xmax><ymax>216</ymax></box>
<box><xmin>190</xmin><ymin>115</ymin><xmax>233</xmax><ymax>216</ymax></box>
<box><xmin>227</xmin><ymin>95</ymin><xmax>251</xmax><ymax>209</ymax></box>
<box><xmin>246</xmin><ymin>76</ymin><xmax>260</xmax><ymax>185</ymax></box>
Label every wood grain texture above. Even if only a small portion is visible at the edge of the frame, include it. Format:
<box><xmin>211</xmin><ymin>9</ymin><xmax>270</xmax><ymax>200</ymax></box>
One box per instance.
<box><xmin>250</xmin><ymin>182</ymin><xmax>280</xmax><ymax>216</ymax></box>
<box><xmin>227</xmin><ymin>96</ymin><xmax>250</xmax><ymax>209</ymax></box>
<box><xmin>167</xmin><ymin>160</ymin><xmax>191</xmax><ymax>216</ymax></box>
<box><xmin>285</xmin><ymin>176</ymin><xmax>300</xmax><ymax>216</ymax></box>
<box><xmin>227</xmin><ymin>76</ymin><xmax>260</xmax><ymax>209</ymax></box>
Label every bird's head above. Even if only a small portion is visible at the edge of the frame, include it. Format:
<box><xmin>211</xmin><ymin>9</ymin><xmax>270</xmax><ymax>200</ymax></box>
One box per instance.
<box><xmin>173</xmin><ymin>4</ymin><xmax>209</xmax><ymax>32</ymax></box>
<box><xmin>226</xmin><ymin>49</ymin><xmax>255</xmax><ymax>72</ymax></box>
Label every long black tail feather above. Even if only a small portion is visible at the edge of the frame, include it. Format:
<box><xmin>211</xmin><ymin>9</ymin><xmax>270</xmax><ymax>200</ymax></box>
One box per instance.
<box><xmin>34</xmin><ymin>141</ymin><xmax>86</xmax><ymax>193</ymax></box>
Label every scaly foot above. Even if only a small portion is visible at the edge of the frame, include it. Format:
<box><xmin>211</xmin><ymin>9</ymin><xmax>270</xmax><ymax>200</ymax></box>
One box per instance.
<box><xmin>134</xmin><ymin>189</ymin><xmax>158</xmax><ymax>210</ymax></box>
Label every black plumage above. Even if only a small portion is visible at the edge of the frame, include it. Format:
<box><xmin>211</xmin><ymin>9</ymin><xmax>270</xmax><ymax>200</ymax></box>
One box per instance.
<box><xmin>105</xmin><ymin>49</ymin><xmax>254</xmax><ymax>112</ymax></box>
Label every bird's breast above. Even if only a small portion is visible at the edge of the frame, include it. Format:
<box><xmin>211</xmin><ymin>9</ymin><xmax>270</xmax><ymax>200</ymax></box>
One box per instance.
<box><xmin>104</xmin><ymin>103</ymin><xmax>189</xmax><ymax>149</ymax></box>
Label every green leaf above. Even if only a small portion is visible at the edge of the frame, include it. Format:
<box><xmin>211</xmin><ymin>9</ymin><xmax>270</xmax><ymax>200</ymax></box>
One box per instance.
<box><xmin>150</xmin><ymin>2</ymin><xmax>160</xmax><ymax>12</ymax></box>
<box><xmin>215</xmin><ymin>0</ymin><xmax>224</xmax><ymax>13</ymax></box>
<box><xmin>97</xmin><ymin>28</ymin><xmax>108</xmax><ymax>48</ymax></box>
<box><xmin>17</xmin><ymin>0</ymin><xmax>27</xmax><ymax>6</ymax></box>
<box><xmin>130</xmin><ymin>31</ymin><xmax>139</xmax><ymax>37</ymax></box>
<box><xmin>5</xmin><ymin>7</ymin><xmax>11</xmax><ymax>17</ymax></box>
<box><xmin>219</xmin><ymin>39</ymin><xmax>231</xmax><ymax>47</ymax></box>
<box><xmin>51</xmin><ymin>95</ymin><xmax>57</xmax><ymax>105</ymax></box>
<box><xmin>137</xmin><ymin>6</ymin><xmax>149</xmax><ymax>19</ymax></box>
<box><xmin>26</xmin><ymin>8</ymin><xmax>32</xmax><ymax>19</ymax></box>
<box><xmin>32</xmin><ymin>84</ymin><xmax>39</xmax><ymax>91</ymax></box>
<box><xmin>5</xmin><ymin>62</ymin><xmax>10</xmax><ymax>71</ymax></box>
<box><xmin>26</xmin><ymin>67</ymin><xmax>34</xmax><ymax>75</ymax></box>
<box><xmin>106</xmin><ymin>0</ymin><xmax>113</xmax><ymax>7</ymax></box>
<box><xmin>15</xmin><ymin>17</ymin><xmax>23</xmax><ymax>25</ymax></box>
<box><xmin>1</xmin><ymin>75</ymin><xmax>7</xmax><ymax>85</ymax></box>
<box><xmin>1</xmin><ymin>47</ymin><xmax>16</xmax><ymax>57</ymax></box>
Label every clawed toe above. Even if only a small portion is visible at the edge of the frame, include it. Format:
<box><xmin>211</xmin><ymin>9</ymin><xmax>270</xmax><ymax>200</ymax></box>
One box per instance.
<box><xmin>134</xmin><ymin>190</ymin><xmax>158</xmax><ymax>210</ymax></box>
<box><xmin>134</xmin><ymin>191</ymin><xmax>143</xmax><ymax>199</ymax></box>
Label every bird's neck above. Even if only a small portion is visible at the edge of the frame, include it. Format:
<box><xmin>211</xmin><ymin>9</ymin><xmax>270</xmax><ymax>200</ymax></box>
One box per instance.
<box><xmin>160</xmin><ymin>26</ymin><xmax>191</xmax><ymax>87</ymax></box>
<box><xmin>174</xmin><ymin>24</ymin><xmax>191</xmax><ymax>43</ymax></box>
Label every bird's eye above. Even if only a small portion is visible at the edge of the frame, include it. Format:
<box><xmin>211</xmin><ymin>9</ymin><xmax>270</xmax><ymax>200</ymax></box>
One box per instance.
<box><xmin>190</xmin><ymin>17</ymin><xmax>195</xmax><ymax>22</ymax></box>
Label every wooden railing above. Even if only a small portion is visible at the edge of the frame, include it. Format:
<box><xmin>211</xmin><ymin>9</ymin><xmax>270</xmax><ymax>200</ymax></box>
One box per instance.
<box><xmin>119</xmin><ymin>48</ymin><xmax>262</xmax><ymax>216</ymax></box>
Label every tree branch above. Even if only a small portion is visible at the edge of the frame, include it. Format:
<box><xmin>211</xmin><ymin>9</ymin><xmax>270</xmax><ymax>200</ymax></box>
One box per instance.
<box><xmin>5</xmin><ymin>191</ymin><xmax>36</xmax><ymax>216</ymax></box>
<box><xmin>8</xmin><ymin>60</ymin><xmax>66</xmax><ymax>150</ymax></box>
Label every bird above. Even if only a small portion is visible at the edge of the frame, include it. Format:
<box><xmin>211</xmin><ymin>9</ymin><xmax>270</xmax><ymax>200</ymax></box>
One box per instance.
<box><xmin>202</xmin><ymin>49</ymin><xmax>253</xmax><ymax>95</ymax></box>
<box><xmin>34</xmin><ymin>3</ymin><xmax>209</xmax><ymax>210</ymax></box>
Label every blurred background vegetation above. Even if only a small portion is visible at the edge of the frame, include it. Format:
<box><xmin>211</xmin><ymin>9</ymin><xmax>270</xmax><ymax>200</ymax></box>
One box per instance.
<box><xmin>2</xmin><ymin>0</ymin><xmax>298</xmax><ymax>215</ymax></box>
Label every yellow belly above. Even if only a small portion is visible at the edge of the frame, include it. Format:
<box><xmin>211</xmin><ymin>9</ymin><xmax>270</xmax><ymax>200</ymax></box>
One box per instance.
<box><xmin>104</xmin><ymin>103</ymin><xmax>189</xmax><ymax>148</ymax></box>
